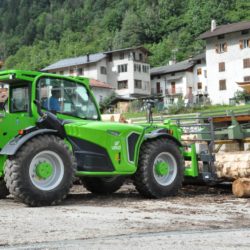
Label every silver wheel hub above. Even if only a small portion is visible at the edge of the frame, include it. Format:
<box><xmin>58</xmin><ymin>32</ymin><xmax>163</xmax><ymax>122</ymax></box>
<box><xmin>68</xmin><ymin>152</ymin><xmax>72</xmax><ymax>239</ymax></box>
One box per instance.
<box><xmin>153</xmin><ymin>152</ymin><xmax>178</xmax><ymax>186</ymax></box>
<box><xmin>29</xmin><ymin>150</ymin><xmax>64</xmax><ymax>191</ymax></box>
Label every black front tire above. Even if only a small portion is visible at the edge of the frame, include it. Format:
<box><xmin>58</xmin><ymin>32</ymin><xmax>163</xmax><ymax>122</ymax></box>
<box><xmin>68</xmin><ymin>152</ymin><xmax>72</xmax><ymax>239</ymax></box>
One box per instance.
<box><xmin>133</xmin><ymin>138</ymin><xmax>184</xmax><ymax>198</ymax></box>
<box><xmin>81</xmin><ymin>176</ymin><xmax>125</xmax><ymax>195</ymax></box>
<box><xmin>4</xmin><ymin>135</ymin><xmax>76</xmax><ymax>206</ymax></box>
<box><xmin>0</xmin><ymin>178</ymin><xmax>9</xmax><ymax>199</ymax></box>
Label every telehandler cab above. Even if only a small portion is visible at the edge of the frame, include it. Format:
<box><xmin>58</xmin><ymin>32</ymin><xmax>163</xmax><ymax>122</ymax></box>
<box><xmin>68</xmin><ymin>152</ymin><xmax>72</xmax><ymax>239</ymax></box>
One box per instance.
<box><xmin>0</xmin><ymin>70</ymin><xmax>194</xmax><ymax>206</ymax></box>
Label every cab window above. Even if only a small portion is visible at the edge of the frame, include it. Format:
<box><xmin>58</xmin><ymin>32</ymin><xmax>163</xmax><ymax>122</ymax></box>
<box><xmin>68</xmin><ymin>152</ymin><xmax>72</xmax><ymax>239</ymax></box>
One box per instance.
<box><xmin>10</xmin><ymin>85</ymin><xmax>29</xmax><ymax>113</ymax></box>
<box><xmin>36</xmin><ymin>77</ymin><xmax>99</xmax><ymax>120</ymax></box>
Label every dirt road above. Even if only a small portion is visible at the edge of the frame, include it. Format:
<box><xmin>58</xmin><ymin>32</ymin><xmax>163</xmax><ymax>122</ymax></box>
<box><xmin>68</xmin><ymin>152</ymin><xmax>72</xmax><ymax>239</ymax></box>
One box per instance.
<box><xmin>0</xmin><ymin>184</ymin><xmax>249</xmax><ymax>249</ymax></box>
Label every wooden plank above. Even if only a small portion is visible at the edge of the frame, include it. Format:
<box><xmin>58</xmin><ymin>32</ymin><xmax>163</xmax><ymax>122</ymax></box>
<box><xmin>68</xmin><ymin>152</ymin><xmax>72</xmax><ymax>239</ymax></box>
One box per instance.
<box><xmin>213</xmin><ymin>115</ymin><xmax>250</xmax><ymax>123</ymax></box>
<box><xmin>215</xmin><ymin>140</ymin><xmax>234</xmax><ymax>144</ymax></box>
<box><xmin>215</xmin><ymin>138</ymin><xmax>250</xmax><ymax>144</ymax></box>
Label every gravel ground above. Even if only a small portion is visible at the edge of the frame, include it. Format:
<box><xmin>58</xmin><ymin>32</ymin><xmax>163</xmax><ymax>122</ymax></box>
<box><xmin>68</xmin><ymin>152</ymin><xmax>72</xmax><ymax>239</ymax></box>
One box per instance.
<box><xmin>0</xmin><ymin>183</ymin><xmax>249</xmax><ymax>249</ymax></box>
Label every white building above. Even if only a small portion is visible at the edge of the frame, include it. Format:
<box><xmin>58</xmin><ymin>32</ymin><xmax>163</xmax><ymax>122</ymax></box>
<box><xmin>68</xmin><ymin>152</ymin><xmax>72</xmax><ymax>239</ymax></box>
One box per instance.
<box><xmin>199</xmin><ymin>20</ymin><xmax>250</xmax><ymax>104</ymax></box>
<box><xmin>42</xmin><ymin>47</ymin><xmax>151</xmax><ymax>102</ymax></box>
<box><xmin>150</xmin><ymin>53</ymin><xmax>208</xmax><ymax>106</ymax></box>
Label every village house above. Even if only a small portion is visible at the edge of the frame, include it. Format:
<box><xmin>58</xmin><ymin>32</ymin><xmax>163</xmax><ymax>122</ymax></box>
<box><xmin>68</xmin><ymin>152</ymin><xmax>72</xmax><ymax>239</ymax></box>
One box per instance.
<box><xmin>150</xmin><ymin>53</ymin><xmax>207</xmax><ymax>107</ymax></box>
<box><xmin>42</xmin><ymin>46</ymin><xmax>151</xmax><ymax>103</ymax></box>
<box><xmin>199</xmin><ymin>20</ymin><xmax>250</xmax><ymax>104</ymax></box>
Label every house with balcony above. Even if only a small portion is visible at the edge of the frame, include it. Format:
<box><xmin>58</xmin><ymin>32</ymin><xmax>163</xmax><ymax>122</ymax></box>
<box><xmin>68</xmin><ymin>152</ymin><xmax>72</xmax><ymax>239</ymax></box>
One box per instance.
<box><xmin>199</xmin><ymin>20</ymin><xmax>250</xmax><ymax>104</ymax></box>
<box><xmin>150</xmin><ymin>54</ymin><xmax>207</xmax><ymax>106</ymax></box>
<box><xmin>42</xmin><ymin>46</ymin><xmax>151</xmax><ymax>102</ymax></box>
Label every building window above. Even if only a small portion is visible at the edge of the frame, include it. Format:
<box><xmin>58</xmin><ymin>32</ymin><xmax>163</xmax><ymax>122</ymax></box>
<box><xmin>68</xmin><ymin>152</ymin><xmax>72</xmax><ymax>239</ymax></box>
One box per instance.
<box><xmin>197</xmin><ymin>82</ymin><xmax>202</xmax><ymax>89</ymax></box>
<box><xmin>156</xmin><ymin>82</ymin><xmax>161</xmax><ymax>94</ymax></box>
<box><xmin>134</xmin><ymin>64</ymin><xmax>141</xmax><ymax>72</ymax></box>
<box><xmin>118</xmin><ymin>64</ymin><xmax>128</xmax><ymax>73</ymax></box>
<box><xmin>69</xmin><ymin>69</ymin><xmax>74</xmax><ymax>74</ymax></box>
<box><xmin>119</xmin><ymin>52</ymin><xmax>125</xmax><ymax>59</ymax></box>
<box><xmin>218</xmin><ymin>34</ymin><xmax>225</xmax><ymax>39</ymax></box>
<box><xmin>142</xmin><ymin>65</ymin><xmax>149</xmax><ymax>73</ymax></box>
<box><xmin>139</xmin><ymin>53</ymin><xmax>143</xmax><ymax>61</ymax></box>
<box><xmin>197</xmin><ymin>68</ymin><xmax>202</xmax><ymax>75</ymax></box>
<box><xmin>243</xmin><ymin>58</ymin><xmax>250</xmax><ymax>68</ymax></box>
<box><xmin>196</xmin><ymin>59</ymin><xmax>201</xmax><ymax>64</ymax></box>
<box><xmin>117</xmin><ymin>80</ymin><xmax>128</xmax><ymax>89</ymax></box>
<box><xmin>100</xmin><ymin>66</ymin><xmax>107</xmax><ymax>75</ymax></box>
<box><xmin>134</xmin><ymin>80</ymin><xmax>142</xmax><ymax>89</ymax></box>
<box><xmin>219</xmin><ymin>62</ymin><xmax>225</xmax><ymax>72</ymax></box>
<box><xmin>132</xmin><ymin>52</ymin><xmax>136</xmax><ymax>60</ymax></box>
<box><xmin>59</xmin><ymin>71</ymin><xmax>64</xmax><ymax>75</ymax></box>
<box><xmin>171</xmin><ymin>82</ymin><xmax>176</xmax><ymax>94</ymax></box>
<box><xmin>204</xmin><ymin>70</ymin><xmax>207</xmax><ymax>78</ymax></box>
<box><xmin>99</xmin><ymin>95</ymin><xmax>103</xmax><ymax>102</ymax></box>
<box><xmin>77</xmin><ymin>68</ymin><xmax>83</xmax><ymax>75</ymax></box>
<box><xmin>216</xmin><ymin>43</ymin><xmax>227</xmax><ymax>53</ymax></box>
<box><xmin>244</xmin><ymin>76</ymin><xmax>250</xmax><ymax>82</ymax></box>
<box><xmin>171</xmin><ymin>72</ymin><xmax>175</xmax><ymax>76</ymax></box>
<box><xmin>219</xmin><ymin>79</ymin><xmax>226</xmax><ymax>90</ymax></box>
<box><xmin>108</xmin><ymin>54</ymin><xmax>113</xmax><ymax>62</ymax></box>
<box><xmin>242</xmin><ymin>30</ymin><xmax>249</xmax><ymax>35</ymax></box>
<box><xmin>240</xmin><ymin>39</ymin><xmax>250</xmax><ymax>49</ymax></box>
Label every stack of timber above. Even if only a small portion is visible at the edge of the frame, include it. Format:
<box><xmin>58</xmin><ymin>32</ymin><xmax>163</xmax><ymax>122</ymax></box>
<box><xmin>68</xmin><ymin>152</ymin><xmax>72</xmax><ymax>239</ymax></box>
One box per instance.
<box><xmin>215</xmin><ymin>152</ymin><xmax>250</xmax><ymax>180</ymax></box>
<box><xmin>215</xmin><ymin>152</ymin><xmax>250</xmax><ymax>198</ymax></box>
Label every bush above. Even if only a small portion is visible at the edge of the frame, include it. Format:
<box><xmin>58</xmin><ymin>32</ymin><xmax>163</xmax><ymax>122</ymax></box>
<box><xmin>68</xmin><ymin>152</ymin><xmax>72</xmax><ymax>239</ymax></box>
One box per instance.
<box><xmin>99</xmin><ymin>92</ymin><xmax>116</xmax><ymax>113</ymax></box>
<box><xmin>233</xmin><ymin>90</ymin><xmax>249</xmax><ymax>104</ymax></box>
<box><xmin>166</xmin><ymin>98</ymin><xmax>185</xmax><ymax>114</ymax></box>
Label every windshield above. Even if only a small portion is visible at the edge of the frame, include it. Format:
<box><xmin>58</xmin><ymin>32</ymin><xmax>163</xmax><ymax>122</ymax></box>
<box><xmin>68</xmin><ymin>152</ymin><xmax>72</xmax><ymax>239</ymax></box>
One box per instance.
<box><xmin>37</xmin><ymin>77</ymin><xmax>99</xmax><ymax>120</ymax></box>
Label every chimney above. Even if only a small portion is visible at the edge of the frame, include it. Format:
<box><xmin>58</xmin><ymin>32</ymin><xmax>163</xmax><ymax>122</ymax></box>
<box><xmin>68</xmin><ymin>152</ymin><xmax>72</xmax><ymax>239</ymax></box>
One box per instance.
<box><xmin>87</xmin><ymin>53</ymin><xmax>90</xmax><ymax>62</ymax></box>
<box><xmin>211</xmin><ymin>19</ymin><xmax>216</xmax><ymax>32</ymax></box>
<box><xmin>169</xmin><ymin>60</ymin><xmax>176</xmax><ymax>65</ymax></box>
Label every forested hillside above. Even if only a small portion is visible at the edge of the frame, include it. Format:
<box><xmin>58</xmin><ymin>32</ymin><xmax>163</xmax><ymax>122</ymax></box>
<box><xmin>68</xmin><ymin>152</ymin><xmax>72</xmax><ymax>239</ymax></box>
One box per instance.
<box><xmin>0</xmin><ymin>0</ymin><xmax>249</xmax><ymax>70</ymax></box>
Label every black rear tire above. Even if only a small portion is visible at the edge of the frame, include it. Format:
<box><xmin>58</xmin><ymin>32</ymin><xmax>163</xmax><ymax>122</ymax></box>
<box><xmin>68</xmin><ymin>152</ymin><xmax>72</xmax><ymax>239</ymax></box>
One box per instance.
<box><xmin>133</xmin><ymin>138</ymin><xmax>184</xmax><ymax>198</ymax></box>
<box><xmin>4</xmin><ymin>135</ymin><xmax>76</xmax><ymax>206</ymax></box>
<box><xmin>0</xmin><ymin>178</ymin><xmax>9</xmax><ymax>199</ymax></box>
<box><xmin>81</xmin><ymin>176</ymin><xmax>125</xmax><ymax>195</ymax></box>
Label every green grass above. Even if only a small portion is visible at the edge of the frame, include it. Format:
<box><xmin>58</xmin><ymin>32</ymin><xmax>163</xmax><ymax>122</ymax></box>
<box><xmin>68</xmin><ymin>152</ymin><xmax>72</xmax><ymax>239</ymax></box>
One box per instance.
<box><xmin>123</xmin><ymin>111</ymin><xmax>147</xmax><ymax>119</ymax></box>
<box><xmin>123</xmin><ymin>104</ymin><xmax>250</xmax><ymax>119</ymax></box>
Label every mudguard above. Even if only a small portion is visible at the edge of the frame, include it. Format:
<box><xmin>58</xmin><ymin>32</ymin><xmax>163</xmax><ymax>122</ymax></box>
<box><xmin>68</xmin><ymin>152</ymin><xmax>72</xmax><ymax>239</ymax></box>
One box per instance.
<box><xmin>0</xmin><ymin>129</ymin><xmax>57</xmax><ymax>156</ymax></box>
<box><xmin>144</xmin><ymin>128</ymin><xmax>182</xmax><ymax>147</ymax></box>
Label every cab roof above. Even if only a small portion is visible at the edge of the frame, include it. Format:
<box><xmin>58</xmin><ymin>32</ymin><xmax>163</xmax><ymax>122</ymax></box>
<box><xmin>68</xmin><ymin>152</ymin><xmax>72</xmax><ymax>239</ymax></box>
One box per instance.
<box><xmin>0</xmin><ymin>70</ymin><xmax>89</xmax><ymax>87</ymax></box>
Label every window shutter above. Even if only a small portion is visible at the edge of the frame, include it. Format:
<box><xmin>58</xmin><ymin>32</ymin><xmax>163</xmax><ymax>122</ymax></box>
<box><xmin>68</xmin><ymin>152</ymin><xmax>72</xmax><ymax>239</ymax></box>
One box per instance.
<box><xmin>224</xmin><ymin>43</ymin><xmax>227</xmax><ymax>52</ymax></box>
<box><xmin>248</xmin><ymin>39</ymin><xmax>250</xmax><ymax>48</ymax></box>
<box><xmin>239</xmin><ymin>40</ymin><xmax>243</xmax><ymax>49</ymax></box>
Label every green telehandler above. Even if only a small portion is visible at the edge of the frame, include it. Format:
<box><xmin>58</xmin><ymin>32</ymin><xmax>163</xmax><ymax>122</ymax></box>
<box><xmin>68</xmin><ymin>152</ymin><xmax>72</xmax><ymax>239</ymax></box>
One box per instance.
<box><xmin>0</xmin><ymin>70</ymin><xmax>204</xmax><ymax>206</ymax></box>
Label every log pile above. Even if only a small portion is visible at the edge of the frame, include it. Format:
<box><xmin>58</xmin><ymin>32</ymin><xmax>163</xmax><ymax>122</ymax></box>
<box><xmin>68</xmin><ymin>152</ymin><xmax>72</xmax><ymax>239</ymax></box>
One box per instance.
<box><xmin>215</xmin><ymin>152</ymin><xmax>250</xmax><ymax>180</ymax></box>
<box><xmin>182</xmin><ymin>134</ymin><xmax>250</xmax><ymax>197</ymax></box>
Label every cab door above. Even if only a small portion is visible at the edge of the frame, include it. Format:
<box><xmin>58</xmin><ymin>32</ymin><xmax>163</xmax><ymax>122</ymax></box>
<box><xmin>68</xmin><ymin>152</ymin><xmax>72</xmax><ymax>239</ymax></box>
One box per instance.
<box><xmin>0</xmin><ymin>83</ymin><xmax>36</xmax><ymax>150</ymax></box>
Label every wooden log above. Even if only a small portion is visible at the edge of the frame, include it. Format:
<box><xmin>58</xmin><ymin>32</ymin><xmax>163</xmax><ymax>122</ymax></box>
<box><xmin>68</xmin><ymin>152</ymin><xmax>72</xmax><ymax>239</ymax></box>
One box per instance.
<box><xmin>232</xmin><ymin>178</ymin><xmax>250</xmax><ymax>198</ymax></box>
<box><xmin>215</xmin><ymin>152</ymin><xmax>250</xmax><ymax>180</ymax></box>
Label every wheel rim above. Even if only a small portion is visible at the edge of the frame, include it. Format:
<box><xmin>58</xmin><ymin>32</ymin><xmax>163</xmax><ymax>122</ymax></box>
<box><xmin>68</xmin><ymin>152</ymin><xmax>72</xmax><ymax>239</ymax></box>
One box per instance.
<box><xmin>29</xmin><ymin>150</ymin><xmax>64</xmax><ymax>191</ymax></box>
<box><xmin>153</xmin><ymin>152</ymin><xmax>177</xmax><ymax>186</ymax></box>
